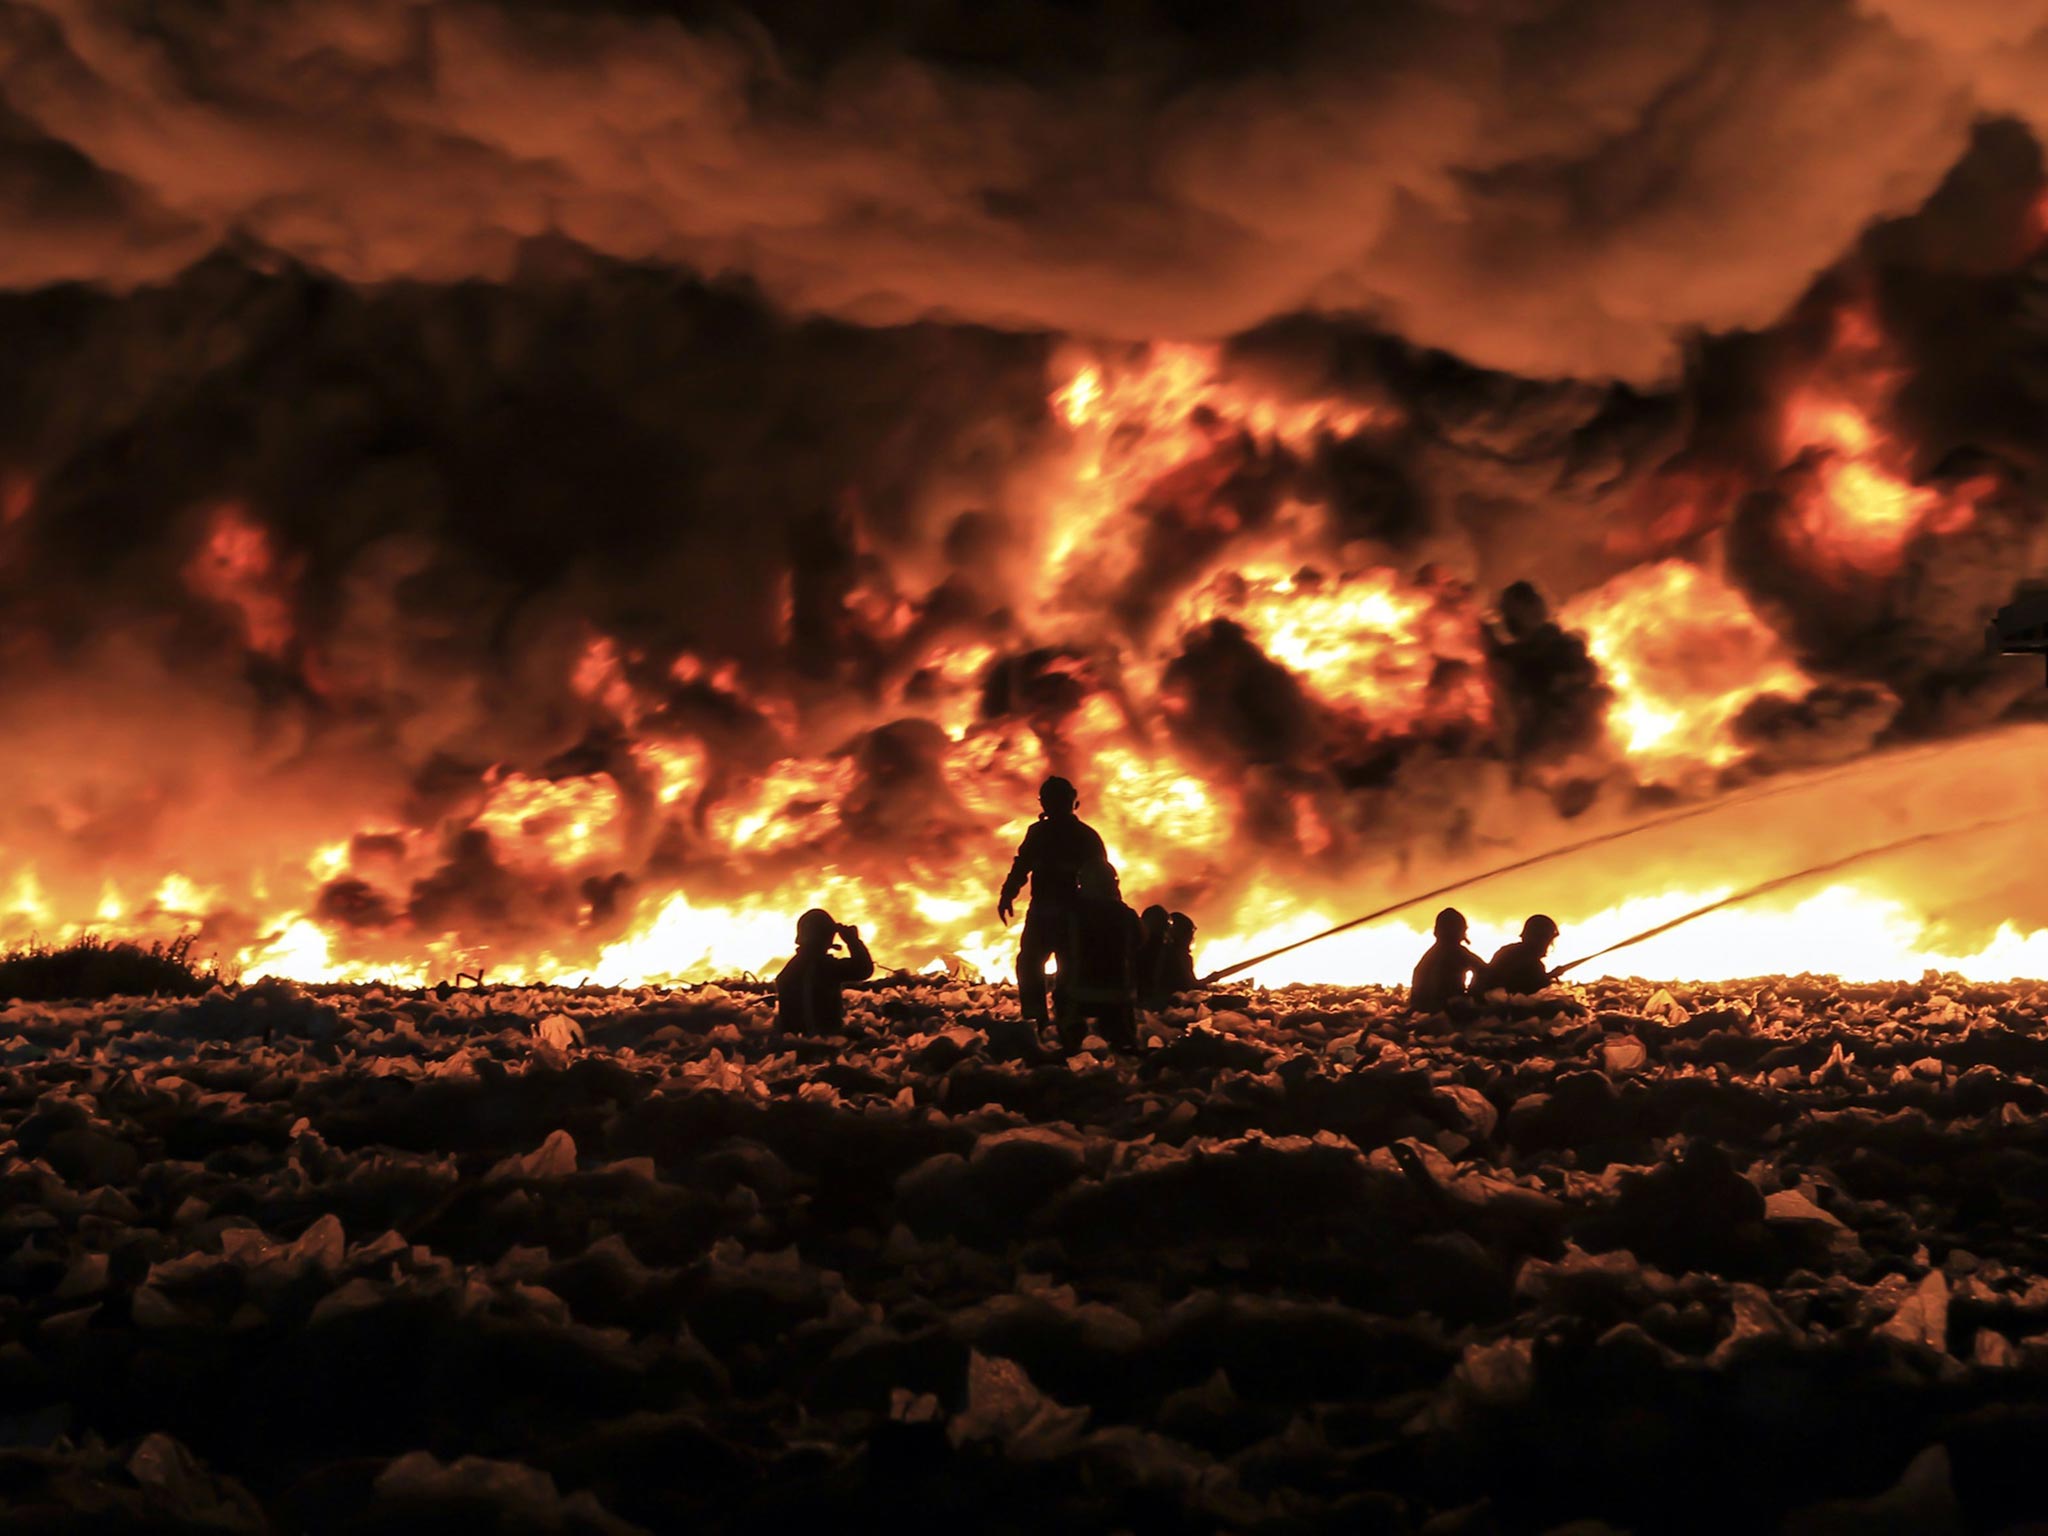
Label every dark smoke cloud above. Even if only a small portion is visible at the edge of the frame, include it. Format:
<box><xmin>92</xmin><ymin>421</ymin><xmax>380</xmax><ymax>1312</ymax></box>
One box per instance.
<box><xmin>1162</xmin><ymin>619</ymin><xmax>1321</xmax><ymax>769</ymax></box>
<box><xmin>0</xmin><ymin>0</ymin><xmax>2013</xmax><ymax>381</ymax></box>
<box><xmin>1732</xmin><ymin>683</ymin><xmax>1899</xmax><ymax>769</ymax></box>
<box><xmin>1228</xmin><ymin>317</ymin><xmax>1695</xmax><ymax>596</ymax></box>
<box><xmin>5</xmin><ymin>2</ymin><xmax>2048</xmax><ymax>967</ymax></box>
<box><xmin>1726</xmin><ymin>463</ymin><xmax>2047</xmax><ymax>719</ymax></box>
<box><xmin>0</xmin><ymin>259</ymin><xmax>1051</xmax><ymax>952</ymax></box>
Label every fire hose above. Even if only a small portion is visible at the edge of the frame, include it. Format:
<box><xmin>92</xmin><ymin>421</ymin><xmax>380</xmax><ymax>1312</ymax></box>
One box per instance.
<box><xmin>1544</xmin><ymin>815</ymin><xmax>2021</xmax><ymax>979</ymax></box>
<box><xmin>1198</xmin><ymin>745</ymin><xmax>2017</xmax><ymax>987</ymax></box>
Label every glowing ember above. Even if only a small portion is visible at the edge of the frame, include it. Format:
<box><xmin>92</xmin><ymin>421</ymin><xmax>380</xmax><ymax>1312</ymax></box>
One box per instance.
<box><xmin>1</xmin><ymin>475</ymin><xmax>32</xmax><ymax>526</ymax></box>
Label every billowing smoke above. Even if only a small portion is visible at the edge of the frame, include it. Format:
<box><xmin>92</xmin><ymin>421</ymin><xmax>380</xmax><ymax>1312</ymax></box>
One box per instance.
<box><xmin>0</xmin><ymin>0</ymin><xmax>2038</xmax><ymax>379</ymax></box>
<box><xmin>0</xmin><ymin>264</ymin><xmax>1058</xmax><ymax>965</ymax></box>
<box><xmin>3</xmin><ymin>1</ymin><xmax>2048</xmax><ymax>980</ymax></box>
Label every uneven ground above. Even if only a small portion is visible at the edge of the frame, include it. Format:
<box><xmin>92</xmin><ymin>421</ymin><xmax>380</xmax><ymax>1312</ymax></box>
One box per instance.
<box><xmin>4</xmin><ymin>974</ymin><xmax>2048</xmax><ymax>1534</ymax></box>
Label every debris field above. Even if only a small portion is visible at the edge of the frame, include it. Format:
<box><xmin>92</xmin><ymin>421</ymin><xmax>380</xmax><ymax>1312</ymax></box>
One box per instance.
<box><xmin>4</xmin><ymin>973</ymin><xmax>2047</xmax><ymax>1534</ymax></box>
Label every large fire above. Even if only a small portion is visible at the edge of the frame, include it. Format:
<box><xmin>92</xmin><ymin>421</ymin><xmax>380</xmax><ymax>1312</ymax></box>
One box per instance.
<box><xmin>4</xmin><ymin>339</ymin><xmax>2045</xmax><ymax>989</ymax></box>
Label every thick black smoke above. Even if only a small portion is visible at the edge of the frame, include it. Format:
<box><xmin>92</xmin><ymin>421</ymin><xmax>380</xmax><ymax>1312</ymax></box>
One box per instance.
<box><xmin>0</xmin><ymin>0</ymin><xmax>2029</xmax><ymax>379</ymax></box>
<box><xmin>0</xmin><ymin>262</ymin><xmax>1054</xmax><ymax>955</ymax></box>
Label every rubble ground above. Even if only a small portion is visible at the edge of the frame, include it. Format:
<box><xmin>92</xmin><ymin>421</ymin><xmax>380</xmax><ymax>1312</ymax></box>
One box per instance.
<box><xmin>4</xmin><ymin>971</ymin><xmax>2046</xmax><ymax>1534</ymax></box>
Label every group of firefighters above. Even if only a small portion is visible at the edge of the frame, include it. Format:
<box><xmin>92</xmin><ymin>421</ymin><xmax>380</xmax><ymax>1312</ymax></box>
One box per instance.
<box><xmin>775</xmin><ymin>775</ymin><xmax>1564</xmax><ymax>1047</ymax></box>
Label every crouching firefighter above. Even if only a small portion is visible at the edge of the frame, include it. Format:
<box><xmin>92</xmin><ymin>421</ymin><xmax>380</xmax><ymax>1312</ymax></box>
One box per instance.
<box><xmin>997</xmin><ymin>775</ymin><xmax>1107</xmax><ymax>1030</ymax></box>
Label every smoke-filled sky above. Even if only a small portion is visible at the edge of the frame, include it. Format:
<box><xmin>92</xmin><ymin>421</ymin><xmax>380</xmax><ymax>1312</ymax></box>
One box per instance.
<box><xmin>6</xmin><ymin>0</ymin><xmax>2048</xmax><ymax>376</ymax></box>
<box><xmin>7</xmin><ymin>0</ymin><xmax>2048</xmax><ymax>979</ymax></box>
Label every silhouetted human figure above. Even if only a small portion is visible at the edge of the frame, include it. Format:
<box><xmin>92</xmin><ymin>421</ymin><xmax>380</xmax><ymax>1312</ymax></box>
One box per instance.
<box><xmin>1057</xmin><ymin>861</ymin><xmax>1142</xmax><ymax>1052</ymax></box>
<box><xmin>1475</xmin><ymin>913</ymin><xmax>1560</xmax><ymax>996</ymax></box>
<box><xmin>775</xmin><ymin>908</ymin><xmax>874</xmax><ymax>1034</ymax></box>
<box><xmin>1166</xmin><ymin>911</ymin><xmax>1198</xmax><ymax>992</ymax></box>
<box><xmin>1410</xmin><ymin>907</ymin><xmax>1484</xmax><ymax>1014</ymax></box>
<box><xmin>1136</xmin><ymin>904</ymin><xmax>1174</xmax><ymax>1009</ymax></box>
<box><xmin>998</xmin><ymin>776</ymin><xmax>1108</xmax><ymax>1026</ymax></box>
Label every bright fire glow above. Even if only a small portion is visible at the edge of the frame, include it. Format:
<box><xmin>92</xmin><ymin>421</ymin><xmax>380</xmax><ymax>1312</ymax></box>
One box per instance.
<box><xmin>1777</xmin><ymin>308</ymin><xmax>1978</xmax><ymax>576</ymax></box>
<box><xmin>1041</xmin><ymin>343</ymin><xmax>1382</xmax><ymax>586</ymax></box>
<box><xmin>475</xmin><ymin>772</ymin><xmax>626</xmax><ymax>867</ymax></box>
<box><xmin>1786</xmin><ymin>392</ymin><xmax>1943</xmax><ymax>573</ymax></box>
<box><xmin>1181</xmin><ymin>560</ymin><xmax>1491</xmax><ymax>732</ymax></box>
<box><xmin>1</xmin><ymin>339</ymin><xmax>2035</xmax><ymax>991</ymax></box>
<box><xmin>1563</xmin><ymin>560</ymin><xmax>1808</xmax><ymax>772</ymax></box>
<box><xmin>1212</xmin><ymin>883</ymin><xmax>2048</xmax><ymax>989</ymax></box>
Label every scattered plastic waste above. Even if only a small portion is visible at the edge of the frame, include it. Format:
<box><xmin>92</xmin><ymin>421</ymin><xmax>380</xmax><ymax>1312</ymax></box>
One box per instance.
<box><xmin>0</xmin><ymin>971</ymin><xmax>2038</xmax><ymax>1528</ymax></box>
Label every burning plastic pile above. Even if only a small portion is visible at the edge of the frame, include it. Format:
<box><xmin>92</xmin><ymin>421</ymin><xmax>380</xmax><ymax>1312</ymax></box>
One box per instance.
<box><xmin>7</xmin><ymin>976</ymin><xmax>2048</xmax><ymax>1532</ymax></box>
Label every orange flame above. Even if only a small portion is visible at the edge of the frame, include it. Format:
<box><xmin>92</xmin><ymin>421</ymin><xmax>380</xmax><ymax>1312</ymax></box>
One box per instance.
<box><xmin>474</xmin><ymin>772</ymin><xmax>626</xmax><ymax>868</ymax></box>
<box><xmin>1563</xmin><ymin>561</ymin><xmax>1809</xmax><ymax>774</ymax></box>
<box><xmin>1778</xmin><ymin>305</ymin><xmax>1975</xmax><ymax>576</ymax></box>
<box><xmin>1182</xmin><ymin>559</ymin><xmax>1490</xmax><ymax>734</ymax></box>
<box><xmin>3</xmin><ymin>342</ymin><xmax>2037</xmax><ymax>989</ymax></box>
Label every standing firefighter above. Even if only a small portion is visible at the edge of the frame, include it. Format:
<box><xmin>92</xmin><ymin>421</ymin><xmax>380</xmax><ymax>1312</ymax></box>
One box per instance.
<box><xmin>998</xmin><ymin>775</ymin><xmax>1108</xmax><ymax>1029</ymax></box>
